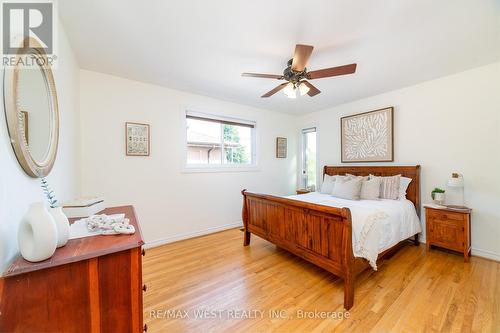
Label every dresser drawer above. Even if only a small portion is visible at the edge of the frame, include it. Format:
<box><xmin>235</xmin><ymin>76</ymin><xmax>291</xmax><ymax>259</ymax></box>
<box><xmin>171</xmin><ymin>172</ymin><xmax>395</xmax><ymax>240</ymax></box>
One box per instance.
<box><xmin>428</xmin><ymin>218</ymin><xmax>464</xmax><ymax>251</ymax></box>
<box><xmin>427</xmin><ymin>209</ymin><xmax>465</xmax><ymax>222</ymax></box>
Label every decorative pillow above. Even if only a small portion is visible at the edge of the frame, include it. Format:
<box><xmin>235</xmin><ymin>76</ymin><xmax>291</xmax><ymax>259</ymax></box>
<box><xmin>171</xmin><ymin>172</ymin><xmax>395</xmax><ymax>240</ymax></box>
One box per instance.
<box><xmin>331</xmin><ymin>177</ymin><xmax>362</xmax><ymax>200</ymax></box>
<box><xmin>373</xmin><ymin>174</ymin><xmax>401</xmax><ymax>200</ymax></box>
<box><xmin>360</xmin><ymin>177</ymin><xmax>381</xmax><ymax>200</ymax></box>
<box><xmin>320</xmin><ymin>174</ymin><xmax>336</xmax><ymax>194</ymax></box>
<box><xmin>399</xmin><ymin>177</ymin><xmax>412</xmax><ymax>200</ymax></box>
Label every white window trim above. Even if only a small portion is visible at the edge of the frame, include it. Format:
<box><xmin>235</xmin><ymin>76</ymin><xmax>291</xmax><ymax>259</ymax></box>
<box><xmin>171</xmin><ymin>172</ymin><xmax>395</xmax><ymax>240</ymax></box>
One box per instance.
<box><xmin>181</xmin><ymin>110</ymin><xmax>259</xmax><ymax>173</ymax></box>
<box><xmin>299</xmin><ymin>125</ymin><xmax>319</xmax><ymax>189</ymax></box>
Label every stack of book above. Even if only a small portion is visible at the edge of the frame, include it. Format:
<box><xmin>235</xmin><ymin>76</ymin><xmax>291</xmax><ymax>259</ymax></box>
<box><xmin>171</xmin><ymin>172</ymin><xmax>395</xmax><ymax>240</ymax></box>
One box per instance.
<box><xmin>424</xmin><ymin>203</ymin><xmax>470</xmax><ymax>212</ymax></box>
<box><xmin>63</xmin><ymin>197</ymin><xmax>106</xmax><ymax>218</ymax></box>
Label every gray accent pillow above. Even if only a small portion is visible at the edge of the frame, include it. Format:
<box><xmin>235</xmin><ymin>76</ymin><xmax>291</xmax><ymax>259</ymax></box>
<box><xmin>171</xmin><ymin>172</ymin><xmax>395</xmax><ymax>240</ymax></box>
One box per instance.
<box><xmin>361</xmin><ymin>177</ymin><xmax>381</xmax><ymax>200</ymax></box>
<box><xmin>371</xmin><ymin>174</ymin><xmax>401</xmax><ymax>200</ymax></box>
<box><xmin>331</xmin><ymin>177</ymin><xmax>362</xmax><ymax>200</ymax></box>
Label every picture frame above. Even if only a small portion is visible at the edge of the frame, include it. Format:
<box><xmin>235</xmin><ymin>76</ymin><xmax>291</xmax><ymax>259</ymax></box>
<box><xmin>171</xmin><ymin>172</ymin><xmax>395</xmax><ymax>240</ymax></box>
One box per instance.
<box><xmin>276</xmin><ymin>137</ymin><xmax>287</xmax><ymax>158</ymax></box>
<box><xmin>125</xmin><ymin>122</ymin><xmax>150</xmax><ymax>156</ymax></box>
<box><xmin>341</xmin><ymin>107</ymin><xmax>394</xmax><ymax>163</ymax></box>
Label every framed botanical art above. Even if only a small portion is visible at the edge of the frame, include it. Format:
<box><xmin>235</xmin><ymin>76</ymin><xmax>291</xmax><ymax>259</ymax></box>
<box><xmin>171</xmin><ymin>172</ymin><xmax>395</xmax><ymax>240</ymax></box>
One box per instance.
<box><xmin>276</xmin><ymin>137</ymin><xmax>287</xmax><ymax>158</ymax></box>
<box><xmin>126</xmin><ymin>122</ymin><xmax>150</xmax><ymax>156</ymax></box>
<box><xmin>341</xmin><ymin>107</ymin><xmax>394</xmax><ymax>163</ymax></box>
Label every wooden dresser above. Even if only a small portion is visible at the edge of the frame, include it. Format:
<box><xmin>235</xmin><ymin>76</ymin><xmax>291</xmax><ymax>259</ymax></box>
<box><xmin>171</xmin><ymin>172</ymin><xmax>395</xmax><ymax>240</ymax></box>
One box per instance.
<box><xmin>0</xmin><ymin>205</ymin><xmax>146</xmax><ymax>332</ymax></box>
<box><xmin>425</xmin><ymin>205</ymin><xmax>472</xmax><ymax>262</ymax></box>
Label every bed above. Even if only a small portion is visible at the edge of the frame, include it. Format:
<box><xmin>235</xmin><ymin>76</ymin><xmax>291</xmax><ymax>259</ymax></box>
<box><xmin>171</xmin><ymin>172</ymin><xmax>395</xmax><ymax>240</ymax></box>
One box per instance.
<box><xmin>241</xmin><ymin>165</ymin><xmax>421</xmax><ymax>310</ymax></box>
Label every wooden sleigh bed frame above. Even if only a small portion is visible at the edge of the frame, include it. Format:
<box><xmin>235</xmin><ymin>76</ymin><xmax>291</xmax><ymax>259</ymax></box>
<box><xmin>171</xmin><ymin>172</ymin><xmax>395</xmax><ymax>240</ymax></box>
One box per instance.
<box><xmin>241</xmin><ymin>165</ymin><xmax>421</xmax><ymax>310</ymax></box>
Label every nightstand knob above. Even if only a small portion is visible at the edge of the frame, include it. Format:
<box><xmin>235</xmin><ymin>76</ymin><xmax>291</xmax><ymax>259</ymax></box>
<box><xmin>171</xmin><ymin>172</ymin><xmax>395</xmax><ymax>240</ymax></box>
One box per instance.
<box><xmin>143</xmin><ymin>324</ymin><xmax>148</xmax><ymax>332</ymax></box>
<box><xmin>142</xmin><ymin>284</ymin><xmax>147</xmax><ymax>292</ymax></box>
<box><xmin>142</xmin><ymin>248</ymin><xmax>146</xmax><ymax>256</ymax></box>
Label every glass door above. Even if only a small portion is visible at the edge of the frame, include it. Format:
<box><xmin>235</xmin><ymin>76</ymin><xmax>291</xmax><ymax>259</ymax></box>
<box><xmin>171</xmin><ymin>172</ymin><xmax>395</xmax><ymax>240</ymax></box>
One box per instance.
<box><xmin>301</xmin><ymin>127</ymin><xmax>317</xmax><ymax>190</ymax></box>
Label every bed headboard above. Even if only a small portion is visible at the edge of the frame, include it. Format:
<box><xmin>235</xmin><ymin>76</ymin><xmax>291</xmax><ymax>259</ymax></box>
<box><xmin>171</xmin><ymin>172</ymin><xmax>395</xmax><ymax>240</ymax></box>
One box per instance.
<box><xmin>323</xmin><ymin>165</ymin><xmax>421</xmax><ymax>217</ymax></box>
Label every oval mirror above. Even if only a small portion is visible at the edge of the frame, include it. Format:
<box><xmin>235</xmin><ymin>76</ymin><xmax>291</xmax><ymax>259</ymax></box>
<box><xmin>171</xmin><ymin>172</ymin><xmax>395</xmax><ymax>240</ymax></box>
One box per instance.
<box><xmin>3</xmin><ymin>37</ymin><xmax>59</xmax><ymax>178</ymax></box>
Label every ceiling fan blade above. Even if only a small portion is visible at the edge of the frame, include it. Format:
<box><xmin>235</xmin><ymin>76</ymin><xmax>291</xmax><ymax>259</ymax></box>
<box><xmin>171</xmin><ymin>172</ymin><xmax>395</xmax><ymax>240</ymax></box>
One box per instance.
<box><xmin>261</xmin><ymin>83</ymin><xmax>288</xmax><ymax>98</ymax></box>
<box><xmin>291</xmin><ymin>44</ymin><xmax>314</xmax><ymax>72</ymax></box>
<box><xmin>242</xmin><ymin>73</ymin><xmax>283</xmax><ymax>79</ymax></box>
<box><xmin>302</xmin><ymin>81</ymin><xmax>321</xmax><ymax>97</ymax></box>
<box><xmin>307</xmin><ymin>63</ymin><xmax>357</xmax><ymax>79</ymax></box>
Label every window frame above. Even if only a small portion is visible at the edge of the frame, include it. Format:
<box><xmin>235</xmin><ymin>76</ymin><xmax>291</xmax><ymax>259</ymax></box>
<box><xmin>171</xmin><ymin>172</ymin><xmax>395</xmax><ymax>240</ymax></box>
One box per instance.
<box><xmin>182</xmin><ymin>110</ymin><xmax>258</xmax><ymax>173</ymax></box>
<box><xmin>301</xmin><ymin>127</ymin><xmax>318</xmax><ymax>190</ymax></box>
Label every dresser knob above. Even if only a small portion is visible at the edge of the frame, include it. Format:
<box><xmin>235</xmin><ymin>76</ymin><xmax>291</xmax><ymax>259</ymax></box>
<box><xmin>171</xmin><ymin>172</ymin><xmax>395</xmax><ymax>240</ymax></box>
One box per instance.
<box><xmin>142</xmin><ymin>284</ymin><xmax>147</xmax><ymax>292</ymax></box>
<box><xmin>141</xmin><ymin>248</ymin><xmax>146</xmax><ymax>256</ymax></box>
<box><xmin>143</xmin><ymin>324</ymin><xmax>148</xmax><ymax>332</ymax></box>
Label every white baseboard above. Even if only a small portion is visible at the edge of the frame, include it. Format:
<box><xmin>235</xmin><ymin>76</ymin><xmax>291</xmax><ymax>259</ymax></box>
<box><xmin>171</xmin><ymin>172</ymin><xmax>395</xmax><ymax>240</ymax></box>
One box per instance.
<box><xmin>471</xmin><ymin>247</ymin><xmax>500</xmax><ymax>262</ymax></box>
<box><xmin>144</xmin><ymin>221</ymin><xmax>243</xmax><ymax>249</ymax></box>
<box><xmin>420</xmin><ymin>235</ymin><xmax>500</xmax><ymax>262</ymax></box>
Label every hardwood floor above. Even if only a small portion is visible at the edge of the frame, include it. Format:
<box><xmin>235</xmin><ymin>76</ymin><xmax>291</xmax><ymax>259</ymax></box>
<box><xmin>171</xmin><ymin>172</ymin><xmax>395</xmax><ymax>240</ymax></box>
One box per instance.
<box><xmin>143</xmin><ymin>229</ymin><xmax>500</xmax><ymax>333</ymax></box>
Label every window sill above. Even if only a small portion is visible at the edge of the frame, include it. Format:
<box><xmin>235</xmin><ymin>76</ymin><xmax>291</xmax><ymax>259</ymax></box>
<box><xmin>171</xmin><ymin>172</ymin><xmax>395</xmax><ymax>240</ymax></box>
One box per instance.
<box><xmin>181</xmin><ymin>165</ymin><xmax>261</xmax><ymax>174</ymax></box>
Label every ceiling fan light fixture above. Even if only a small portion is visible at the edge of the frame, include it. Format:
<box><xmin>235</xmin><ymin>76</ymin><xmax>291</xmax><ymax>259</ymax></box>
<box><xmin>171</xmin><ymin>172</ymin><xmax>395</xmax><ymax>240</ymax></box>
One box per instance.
<box><xmin>244</xmin><ymin>44</ymin><xmax>357</xmax><ymax>98</ymax></box>
<box><xmin>299</xmin><ymin>81</ymin><xmax>310</xmax><ymax>96</ymax></box>
<box><xmin>284</xmin><ymin>82</ymin><xmax>297</xmax><ymax>98</ymax></box>
<box><xmin>285</xmin><ymin>89</ymin><xmax>297</xmax><ymax>99</ymax></box>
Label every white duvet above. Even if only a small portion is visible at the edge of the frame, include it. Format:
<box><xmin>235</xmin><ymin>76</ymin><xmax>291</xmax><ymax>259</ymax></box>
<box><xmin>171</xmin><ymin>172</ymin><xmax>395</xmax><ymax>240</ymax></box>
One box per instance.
<box><xmin>286</xmin><ymin>192</ymin><xmax>422</xmax><ymax>270</ymax></box>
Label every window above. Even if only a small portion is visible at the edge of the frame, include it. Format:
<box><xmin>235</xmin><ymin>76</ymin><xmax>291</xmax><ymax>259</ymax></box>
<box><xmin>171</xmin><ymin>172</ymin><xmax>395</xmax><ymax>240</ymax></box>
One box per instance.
<box><xmin>185</xmin><ymin>111</ymin><xmax>256</xmax><ymax>168</ymax></box>
<box><xmin>301</xmin><ymin>127</ymin><xmax>317</xmax><ymax>190</ymax></box>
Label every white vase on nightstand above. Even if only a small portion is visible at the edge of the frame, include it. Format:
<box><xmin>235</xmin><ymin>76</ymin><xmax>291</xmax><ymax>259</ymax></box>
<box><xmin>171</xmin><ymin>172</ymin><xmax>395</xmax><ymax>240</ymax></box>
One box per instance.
<box><xmin>49</xmin><ymin>206</ymin><xmax>70</xmax><ymax>248</ymax></box>
<box><xmin>433</xmin><ymin>192</ymin><xmax>445</xmax><ymax>205</ymax></box>
<box><xmin>18</xmin><ymin>202</ymin><xmax>58</xmax><ymax>262</ymax></box>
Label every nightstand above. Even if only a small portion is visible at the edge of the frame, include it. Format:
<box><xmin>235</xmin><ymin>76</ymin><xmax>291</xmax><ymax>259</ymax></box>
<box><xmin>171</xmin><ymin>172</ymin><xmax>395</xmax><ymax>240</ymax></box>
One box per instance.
<box><xmin>425</xmin><ymin>205</ymin><xmax>472</xmax><ymax>262</ymax></box>
<box><xmin>296</xmin><ymin>188</ymin><xmax>311</xmax><ymax>195</ymax></box>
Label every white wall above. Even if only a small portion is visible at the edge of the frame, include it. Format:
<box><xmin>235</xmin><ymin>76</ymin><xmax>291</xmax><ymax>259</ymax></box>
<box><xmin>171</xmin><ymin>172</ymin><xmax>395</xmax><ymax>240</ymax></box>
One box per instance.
<box><xmin>0</xmin><ymin>24</ymin><xmax>81</xmax><ymax>273</ymax></box>
<box><xmin>296</xmin><ymin>62</ymin><xmax>500</xmax><ymax>260</ymax></box>
<box><xmin>79</xmin><ymin>70</ymin><xmax>297</xmax><ymax>247</ymax></box>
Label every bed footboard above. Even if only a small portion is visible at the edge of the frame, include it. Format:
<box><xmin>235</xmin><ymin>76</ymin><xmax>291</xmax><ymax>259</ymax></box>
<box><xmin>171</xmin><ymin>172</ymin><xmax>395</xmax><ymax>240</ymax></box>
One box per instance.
<box><xmin>241</xmin><ymin>190</ymin><xmax>356</xmax><ymax>309</ymax></box>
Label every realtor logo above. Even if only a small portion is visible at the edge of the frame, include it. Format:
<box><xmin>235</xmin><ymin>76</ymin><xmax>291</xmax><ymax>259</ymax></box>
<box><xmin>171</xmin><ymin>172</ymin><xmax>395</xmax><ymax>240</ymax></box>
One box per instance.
<box><xmin>1</xmin><ymin>0</ymin><xmax>57</xmax><ymax>67</ymax></box>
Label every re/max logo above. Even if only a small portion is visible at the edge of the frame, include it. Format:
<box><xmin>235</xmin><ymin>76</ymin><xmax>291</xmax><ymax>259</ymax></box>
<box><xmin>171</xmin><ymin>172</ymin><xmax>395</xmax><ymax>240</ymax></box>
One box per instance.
<box><xmin>2</xmin><ymin>1</ymin><xmax>53</xmax><ymax>54</ymax></box>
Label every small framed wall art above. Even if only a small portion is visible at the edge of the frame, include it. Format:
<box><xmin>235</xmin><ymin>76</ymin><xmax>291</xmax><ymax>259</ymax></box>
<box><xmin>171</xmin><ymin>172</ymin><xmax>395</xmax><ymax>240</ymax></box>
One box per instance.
<box><xmin>276</xmin><ymin>137</ymin><xmax>287</xmax><ymax>158</ymax></box>
<box><xmin>126</xmin><ymin>122</ymin><xmax>150</xmax><ymax>156</ymax></box>
<box><xmin>341</xmin><ymin>107</ymin><xmax>394</xmax><ymax>163</ymax></box>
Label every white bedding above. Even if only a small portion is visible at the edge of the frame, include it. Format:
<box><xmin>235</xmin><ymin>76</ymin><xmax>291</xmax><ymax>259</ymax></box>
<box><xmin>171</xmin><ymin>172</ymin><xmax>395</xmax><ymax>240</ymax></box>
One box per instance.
<box><xmin>286</xmin><ymin>192</ymin><xmax>422</xmax><ymax>270</ymax></box>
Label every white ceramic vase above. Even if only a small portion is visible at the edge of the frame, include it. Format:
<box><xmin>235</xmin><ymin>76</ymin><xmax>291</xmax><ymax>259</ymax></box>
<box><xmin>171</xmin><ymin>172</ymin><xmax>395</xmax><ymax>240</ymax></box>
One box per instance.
<box><xmin>18</xmin><ymin>202</ymin><xmax>58</xmax><ymax>262</ymax></box>
<box><xmin>433</xmin><ymin>192</ymin><xmax>445</xmax><ymax>204</ymax></box>
<box><xmin>49</xmin><ymin>206</ymin><xmax>70</xmax><ymax>248</ymax></box>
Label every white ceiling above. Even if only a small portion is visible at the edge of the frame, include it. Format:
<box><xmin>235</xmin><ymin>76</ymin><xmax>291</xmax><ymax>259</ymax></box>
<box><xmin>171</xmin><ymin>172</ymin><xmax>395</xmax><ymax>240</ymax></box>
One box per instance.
<box><xmin>59</xmin><ymin>0</ymin><xmax>500</xmax><ymax>114</ymax></box>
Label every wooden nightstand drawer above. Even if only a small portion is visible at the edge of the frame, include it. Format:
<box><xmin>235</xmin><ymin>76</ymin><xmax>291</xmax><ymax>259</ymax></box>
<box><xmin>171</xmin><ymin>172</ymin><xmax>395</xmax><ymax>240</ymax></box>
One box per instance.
<box><xmin>428</xmin><ymin>218</ymin><xmax>464</xmax><ymax>251</ymax></box>
<box><xmin>427</xmin><ymin>209</ymin><xmax>465</xmax><ymax>222</ymax></box>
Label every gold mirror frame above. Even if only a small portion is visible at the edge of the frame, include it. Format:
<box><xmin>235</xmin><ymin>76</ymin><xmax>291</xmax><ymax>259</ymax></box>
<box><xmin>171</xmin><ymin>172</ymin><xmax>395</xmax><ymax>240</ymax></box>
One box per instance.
<box><xmin>3</xmin><ymin>37</ymin><xmax>59</xmax><ymax>178</ymax></box>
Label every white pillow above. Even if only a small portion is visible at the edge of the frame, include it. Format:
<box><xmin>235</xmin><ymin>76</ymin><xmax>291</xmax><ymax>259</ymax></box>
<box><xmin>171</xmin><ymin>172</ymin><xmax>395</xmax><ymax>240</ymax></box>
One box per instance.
<box><xmin>331</xmin><ymin>177</ymin><xmax>362</xmax><ymax>200</ymax></box>
<box><xmin>399</xmin><ymin>176</ymin><xmax>412</xmax><ymax>200</ymax></box>
<box><xmin>360</xmin><ymin>177</ymin><xmax>381</xmax><ymax>200</ymax></box>
<box><xmin>320</xmin><ymin>174</ymin><xmax>336</xmax><ymax>194</ymax></box>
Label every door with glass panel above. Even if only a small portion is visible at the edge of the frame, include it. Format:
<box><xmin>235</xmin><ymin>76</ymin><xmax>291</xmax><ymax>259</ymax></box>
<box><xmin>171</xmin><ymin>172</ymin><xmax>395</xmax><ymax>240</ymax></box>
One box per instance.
<box><xmin>301</xmin><ymin>127</ymin><xmax>317</xmax><ymax>190</ymax></box>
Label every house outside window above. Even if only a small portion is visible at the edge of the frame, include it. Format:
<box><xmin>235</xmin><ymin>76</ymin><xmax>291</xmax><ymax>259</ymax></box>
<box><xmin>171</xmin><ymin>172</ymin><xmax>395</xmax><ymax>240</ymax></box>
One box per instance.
<box><xmin>185</xmin><ymin>111</ymin><xmax>256</xmax><ymax>170</ymax></box>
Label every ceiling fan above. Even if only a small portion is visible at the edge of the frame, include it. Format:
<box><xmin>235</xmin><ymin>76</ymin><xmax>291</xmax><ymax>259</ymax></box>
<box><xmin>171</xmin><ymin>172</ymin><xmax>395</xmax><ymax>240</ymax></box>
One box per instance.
<box><xmin>242</xmin><ymin>44</ymin><xmax>357</xmax><ymax>99</ymax></box>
